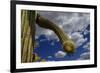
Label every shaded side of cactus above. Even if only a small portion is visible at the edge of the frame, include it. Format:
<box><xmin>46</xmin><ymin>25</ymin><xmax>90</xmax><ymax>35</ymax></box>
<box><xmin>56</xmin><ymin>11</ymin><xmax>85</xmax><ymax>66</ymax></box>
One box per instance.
<box><xmin>21</xmin><ymin>10</ymin><xmax>36</xmax><ymax>63</ymax></box>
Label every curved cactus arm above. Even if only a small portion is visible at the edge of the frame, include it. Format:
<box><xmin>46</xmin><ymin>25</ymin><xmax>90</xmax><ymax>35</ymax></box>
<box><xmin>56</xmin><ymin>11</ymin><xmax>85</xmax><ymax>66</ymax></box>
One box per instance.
<box><xmin>36</xmin><ymin>14</ymin><xmax>76</xmax><ymax>53</ymax></box>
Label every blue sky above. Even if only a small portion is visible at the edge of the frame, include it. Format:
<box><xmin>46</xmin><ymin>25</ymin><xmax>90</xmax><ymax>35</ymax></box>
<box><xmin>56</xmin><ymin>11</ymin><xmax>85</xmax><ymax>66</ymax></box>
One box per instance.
<box><xmin>34</xmin><ymin>11</ymin><xmax>90</xmax><ymax>62</ymax></box>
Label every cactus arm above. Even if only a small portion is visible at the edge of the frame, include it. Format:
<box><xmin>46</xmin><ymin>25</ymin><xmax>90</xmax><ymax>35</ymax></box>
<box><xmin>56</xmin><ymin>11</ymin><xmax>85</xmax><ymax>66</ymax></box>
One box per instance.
<box><xmin>36</xmin><ymin>14</ymin><xmax>76</xmax><ymax>53</ymax></box>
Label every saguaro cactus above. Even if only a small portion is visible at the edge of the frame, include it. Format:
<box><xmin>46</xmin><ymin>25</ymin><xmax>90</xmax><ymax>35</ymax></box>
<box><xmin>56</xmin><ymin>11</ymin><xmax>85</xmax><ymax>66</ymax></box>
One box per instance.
<box><xmin>21</xmin><ymin>10</ymin><xmax>76</xmax><ymax>63</ymax></box>
<box><xmin>21</xmin><ymin>10</ymin><xmax>36</xmax><ymax>63</ymax></box>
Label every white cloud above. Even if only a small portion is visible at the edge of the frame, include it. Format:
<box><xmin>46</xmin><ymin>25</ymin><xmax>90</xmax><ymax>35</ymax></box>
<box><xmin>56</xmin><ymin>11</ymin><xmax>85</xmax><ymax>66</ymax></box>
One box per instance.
<box><xmin>39</xmin><ymin>39</ymin><xmax>47</xmax><ymax>42</ymax></box>
<box><xmin>36</xmin><ymin>23</ymin><xmax>59</xmax><ymax>40</ymax></box>
<box><xmin>55</xmin><ymin>12</ymin><xmax>90</xmax><ymax>33</ymax></box>
<box><xmin>44</xmin><ymin>29</ymin><xmax>54</xmax><ymax>36</ymax></box>
<box><xmin>48</xmin><ymin>56</ymin><xmax>52</xmax><ymax>58</ymax></box>
<box><xmin>51</xmin><ymin>41</ymin><xmax>55</xmax><ymax>46</ymax></box>
<box><xmin>36</xmin><ymin>11</ymin><xmax>90</xmax><ymax>42</ymax></box>
<box><xmin>78</xmin><ymin>52</ymin><xmax>90</xmax><ymax>60</ymax></box>
<box><xmin>83</xmin><ymin>42</ymin><xmax>90</xmax><ymax>50</ymax></box>
<box><xmin>71</xmin><ymin>32</ymin><xmax>87</xmax><ymax>47</ymax></box>
<box><xmin>35</xmin><ymin>35</ymin><xmax>38</xmax><ymax>39</ymax></box>
<box><xmin>76</xmin><ymin>38</ymin><xmax>87</xmax><ymax>47</ymax></box>
<box><xmin>83</xmin><ymin>29</ymin><xmax>90</xmax><ymax>35</ymax></box>
<box><xmin>71</xmin><ymin>32</ymin><xmax>83</xmax><ymax>41</ymax></box>
<box><xmin>58</xmin><ymin>25</ymin><xmax>63</xmax><ymax>29</ymax></box>
<box><xmin>55</xmin><ymin>51</ymin><xmax>66</xmax><ymax>58</ymax></box>
<box><xmin>36</xmin><ymin>24</ymin><xmax>54</xmax><ymax>36</ymax></box>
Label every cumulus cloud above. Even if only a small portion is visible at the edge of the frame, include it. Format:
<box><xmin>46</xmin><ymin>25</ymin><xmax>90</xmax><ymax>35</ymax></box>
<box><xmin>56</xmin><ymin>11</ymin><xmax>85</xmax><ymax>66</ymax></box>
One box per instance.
<box><xmin>36</xmin><ymin>11</ymin><xmax>90</xmax><ymax>43</ymax></box>
<box><xmin>51</xmin><ymin>41</ymin><xmax>55</xmax><ymax>46</ymax></box>
<box><xmin>76</xmin><ymin>38</ymin><xmax>87</xmax><ymax>47</ymax></box>
<box><xmin>48</xmin><ymin>56</ymin><xmax>52</xmax><ymax>58</ymax></box>
<box><xmin>35</xmin><ymin>23</ymin><xmax>59</xmax><ymax>40</ymax></box>
<box><xmin>78</xmin><ymin>52</ymin><xmax>90</xmax><ymax>60</ymax></box>
<box><xmin>55</xmin><ymin>51</ymin><xmax>66</xmax><ymax>58</ymax></box>
<box><xmin>38</xmin><ymin>11</ymin><xmax>90</xmax><ymax>33</ymax></box>
<box><xmin>71</xmin><ymin>32</ymin><xmax>87</xmax><ymax>47</ymax></box>
<box><xmin>83</xmin><ymin>42</ymin><xmax>90</xmax><ymax>50</ymax></box>
<box><xmin>71</xmin><ymin>32</ymin><xmax>83</xmax><ymax>41</ymax></box>
<box><xmin>39</xmin><ymin>39</ymin><xmax>47</xmax><ymax>42</ymax></box>
<box><xmin>83</xmin><ymin>29</ymin><xmax>90</xmax><ymax>35</ymax></box>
